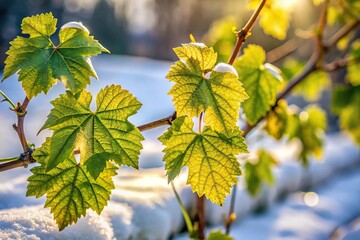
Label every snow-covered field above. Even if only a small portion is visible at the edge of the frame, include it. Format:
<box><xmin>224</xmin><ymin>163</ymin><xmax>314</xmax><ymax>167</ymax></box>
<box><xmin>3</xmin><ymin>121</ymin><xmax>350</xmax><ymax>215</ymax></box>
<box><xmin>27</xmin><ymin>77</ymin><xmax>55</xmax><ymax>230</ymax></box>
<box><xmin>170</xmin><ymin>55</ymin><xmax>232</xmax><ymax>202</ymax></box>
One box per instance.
<box><xmin>0</xmin><ymin>56</ymin><xmax>359</xmax><ymax>239</ymax></box>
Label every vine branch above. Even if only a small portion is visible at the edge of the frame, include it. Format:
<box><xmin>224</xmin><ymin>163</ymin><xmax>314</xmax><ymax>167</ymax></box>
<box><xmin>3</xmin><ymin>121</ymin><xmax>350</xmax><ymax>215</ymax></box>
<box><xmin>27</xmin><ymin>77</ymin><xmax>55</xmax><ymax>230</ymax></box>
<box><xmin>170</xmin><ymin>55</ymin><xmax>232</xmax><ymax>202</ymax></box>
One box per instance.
<box><xmin>228</xmin><ymin>0</ymin><xmax>267</xmax><ymax>65</ymax></box>
<box><xmin>137</xmin><ymin>112</ymin><xmax>177</xmax><ymax>131</ymax></box>
<box><xmin>266</xmin><ymin>38</ymin><xmax>301</xmax><ymax>63</ymax></box>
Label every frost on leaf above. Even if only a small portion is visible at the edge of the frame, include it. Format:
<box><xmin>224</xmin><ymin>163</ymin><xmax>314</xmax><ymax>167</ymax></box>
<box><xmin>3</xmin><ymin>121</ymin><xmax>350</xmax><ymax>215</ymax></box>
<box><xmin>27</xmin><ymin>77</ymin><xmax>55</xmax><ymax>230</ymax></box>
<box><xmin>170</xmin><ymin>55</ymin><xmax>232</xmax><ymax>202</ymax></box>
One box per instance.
<box><xmin>27</xmin><ymin>138</ymin><xmax>117</xmax><ymax>230</ymax></box>
<box><xmin>38</xmin><ymin>85</ymin><xmax>143</xmax><ymax>178</ymax></box>
<box><xmin>159</xmin><ymin>117</ymin><xmax>248</xmax><ymax>205</ymax></box>
<box><xmin>166</xmin><ymin>43</ymin><xmax>248</xmax><ymax>133</ymax></box>
<box><xmin>2</xmin><ymin>13</ymin><xmax>108</xmax><ymax>98</ymax></box>
<box><xmin>234</xmin><ymin>45</ymin><xmax>282</xmax><ymax>125</ymax></box>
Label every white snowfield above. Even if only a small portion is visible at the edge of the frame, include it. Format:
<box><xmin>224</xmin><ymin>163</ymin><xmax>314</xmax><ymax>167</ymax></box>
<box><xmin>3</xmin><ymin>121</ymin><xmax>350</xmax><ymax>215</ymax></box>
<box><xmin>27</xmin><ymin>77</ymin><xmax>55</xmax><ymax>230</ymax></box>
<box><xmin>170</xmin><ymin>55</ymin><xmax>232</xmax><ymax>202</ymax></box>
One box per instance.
<box><xmin>0</xmin><ymin>133</ymin><xmax>359</xmax><ymax>240</ymax></box>
<box><xmin>0</xmin><ymin>56</ymin><xmax>359</xmax><ymax>239</ymax></box>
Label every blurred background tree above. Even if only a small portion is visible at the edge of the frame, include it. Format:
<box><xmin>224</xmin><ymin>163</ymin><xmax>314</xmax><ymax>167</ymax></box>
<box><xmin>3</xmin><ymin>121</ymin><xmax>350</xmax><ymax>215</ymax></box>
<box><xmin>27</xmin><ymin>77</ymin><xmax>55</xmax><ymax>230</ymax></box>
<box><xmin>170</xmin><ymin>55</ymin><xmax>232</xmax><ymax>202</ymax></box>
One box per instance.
<box><xmin>0</xmin><ymin>0</ymin><xmax>321</xmax><ymax>67</ymax></box>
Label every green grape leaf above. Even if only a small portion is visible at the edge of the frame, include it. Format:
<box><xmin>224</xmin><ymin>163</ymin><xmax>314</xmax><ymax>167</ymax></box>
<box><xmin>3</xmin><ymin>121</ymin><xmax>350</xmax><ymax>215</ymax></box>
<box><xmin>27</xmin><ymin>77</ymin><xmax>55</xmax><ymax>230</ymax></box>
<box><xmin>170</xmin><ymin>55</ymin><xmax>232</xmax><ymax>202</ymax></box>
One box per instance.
<box><xmin>27</xmin><ymin>138</ymin><xmax>117</xmax><ymax>230</ymax></box>
<box><xmin>248</xmin><ymin>0</ymin><xmax>291</xmax><ymax>40</ymax></box>
<box><xmin>265</xmin><ymin>99</ymin><xmax>290</xmax><ymax>140</ymax></box>
<box><xmin>327</xmin><ymin>1</ymin><xmax>360</xmax><ymax>26</ymax></box>
<box><xmin>208</xmin><ymin>230</ymin><xmax>234</xmax><ymax>240</ymax></box>
<box><xmin>166</xmin><ymin>43</ymin><xmax>248</xmax><ymax>133</ymax></box>
<box><xmin>159</xmin><ymin>117</ymin><xmax>248</xmax><ymax>205</ymax></box>
<box><xmin>40</xmin><ymin>85</ymin><xmax>143</xmax><ymax>177</ymax></box>
<box><xmin>331</xmin><ymin>85</ymin><xmax>360</xmax><ymax>145</ymax></box>
<box><xmin>347</xmin><ymin>41</ymin><xmax>360</xmax><ymax>86</ymax></box>
<box><xmin>245</xmin><ymin>149</ymin><xmax>277</xmax><ymax>196</ymax></box>
<box><xmin>287</xmin><ymin>105</ymin><xmax>327</xmax><ymax>165</ymax></box>
<box><xmin>281</xmin><ymin>58</ymin><xmax>304</xmax><ymax>81</ymax></box>
<box><xmin>2</xmin><ymin>13</ymin><xmax>108</xmax><ymax>98</ymax></box>
<box><xmin>234</xmin><ymin>45</ymin><xmax>281</xmax><ymax>125</ymax></box>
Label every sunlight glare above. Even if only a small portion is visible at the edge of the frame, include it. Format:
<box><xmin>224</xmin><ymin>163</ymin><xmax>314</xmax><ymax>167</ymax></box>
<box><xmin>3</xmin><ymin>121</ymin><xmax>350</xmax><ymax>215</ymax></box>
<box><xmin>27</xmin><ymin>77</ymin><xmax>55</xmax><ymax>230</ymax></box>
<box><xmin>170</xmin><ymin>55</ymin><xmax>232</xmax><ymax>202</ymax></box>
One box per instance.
<box><xmin>304</xmin><ymin>192</ymin><xmax>319</xmax><ymax>207</ymax></box>
<box><xmin>276</xmin><ymin>0</ymin><xmax>299</xmax><ymax>10</ymax></box>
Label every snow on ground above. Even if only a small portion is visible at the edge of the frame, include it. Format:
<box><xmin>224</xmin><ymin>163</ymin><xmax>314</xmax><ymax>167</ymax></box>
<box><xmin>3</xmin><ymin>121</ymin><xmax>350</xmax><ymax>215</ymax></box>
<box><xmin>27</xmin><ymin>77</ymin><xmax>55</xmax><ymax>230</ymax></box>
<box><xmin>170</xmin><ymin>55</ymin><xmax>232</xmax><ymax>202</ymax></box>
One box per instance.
<box><xmin>0</xmin><ymin>133</ymin><xmax>358</xmax><ymax>240</ymax></box>
<box><xmin>1</xmin><ymin>55</ymin><xmax>360</xmax><ymax>239</ymax></box>
<box><xmin>0</xmin><ymin>168</ymin><xmax>193</xmax><ymax>240</ymax></box>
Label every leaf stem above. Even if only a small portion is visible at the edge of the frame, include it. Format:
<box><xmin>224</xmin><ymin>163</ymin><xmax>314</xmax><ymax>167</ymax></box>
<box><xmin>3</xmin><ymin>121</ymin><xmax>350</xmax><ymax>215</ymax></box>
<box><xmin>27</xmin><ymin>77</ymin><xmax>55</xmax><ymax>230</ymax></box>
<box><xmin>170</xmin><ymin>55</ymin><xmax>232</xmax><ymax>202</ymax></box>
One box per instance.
<box><xmin>0</xmin><ymin>156</ymin><xmax>18</xmax><ymax>162</ymax></box>
<box><xmin>0</xmin><ymin>90</ymin><xmax>16</xmax><ymax>109</ymax></box>
<box><xmin>171</xmin><ymin>181</ymin><xmax>194</xmax><ymax>235</ymax></box>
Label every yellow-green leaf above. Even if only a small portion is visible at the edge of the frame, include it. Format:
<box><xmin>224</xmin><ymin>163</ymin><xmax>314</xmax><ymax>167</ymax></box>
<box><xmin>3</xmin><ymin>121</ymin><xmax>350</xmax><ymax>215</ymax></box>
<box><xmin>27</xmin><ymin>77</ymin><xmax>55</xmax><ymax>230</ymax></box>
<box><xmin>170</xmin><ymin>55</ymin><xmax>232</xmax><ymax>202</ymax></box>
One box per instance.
<box><xmin>287</xmin><ymin>105</ymin><xmax>327</xmax><ymax>165</ymax></box>
<box><xmin>327</xmin><ymin>1</ymin><xmax>360</xmax><ymax>26</ymax></box>
<box><xmin>265</xmin><ymin>99</ymin><xmax>290</xmax><ymax>140</ymax></box>
<box><xmin>234</xmin><ymin>45</ymin><xmax>281</xmax><ymax>125</ymax></box>
<box><xmin>167</xmin><ymin>43</ymin><xmax>248</xmax><ymax>133</ymax></box>
<box><xmin>2</xmin><ymin>13</ymin><xmax>108</xmax><ymax>98</ymax></box>
<box><xmin>245</xmin><ymin>149</ymin><xmax>277</xmax><ymax>196</ymax></box>
<box><xmin>347</xmin><ymin>41</ymin><xmax>360</xmax><ymax>86</ymax></box>
<box><xmin>248</xmin><ymin>0</ymin><xmax>291</xmax><ymax>40</ymax></box>
<box><xmin>331</xmin><ymin>85</ymin><xmax>360</xmax><ymax>145</ymax></box>
<box><xmin>27</xmin><ymin>138</ymin><xmax>117</xmax><ymax>230</ymax></box>
<box><xmin>159</xmin><ymin>117</ymin><xmax>248</xmax><ymax>205</ymax></box>
<box><xmin>208</xmin><ymin>230</ymin><xmax>234</xmax><ymax>240</ymax></box>
<box><xmin>313</xmin><ymin>0</ymin><xmax>324</xmax><ymax>6</ymax></box>
<box><xmin>39</xmin><ymin>85</ymin><xmax>143</xmax><ymax>177</ymax></box>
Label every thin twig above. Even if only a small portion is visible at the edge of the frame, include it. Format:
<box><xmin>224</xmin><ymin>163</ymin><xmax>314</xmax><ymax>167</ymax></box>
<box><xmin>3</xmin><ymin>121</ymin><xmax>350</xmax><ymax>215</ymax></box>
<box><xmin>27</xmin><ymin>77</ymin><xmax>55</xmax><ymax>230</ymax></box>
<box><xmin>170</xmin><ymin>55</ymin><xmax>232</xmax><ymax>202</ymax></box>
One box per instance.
<box><xmin>228</xmin><ymin>0</ymin><xmax>267</xmax><ymax>65</ymax></box>
<box><xmin>137</xmin><ymin>112</ymin><xmax>177</xmax><ymax>132</ymax></box>
<box><xmin>325</xmin><ymin>19</ymin><xmax>360</xmax><ymax>49</ymax></box>
<box><xmin>322</xmin><ymin>57</ymin><xmax>351</xmax><ymax>72</ymax></box>
<box><xmin>0</xmin><ymin>153</ymin><xmax>35</xmax><ymax>172</ymax></box>
<box><xmin>316</xmin><ymin>0</ymin><xmax>330</xmax><ymax>67</ymax></box>
<box><xmin>14</xmin><ymin>97</ymin><xmax>31</xmax><ymax>152</ymax></box>
<box><xmin>266</xmin><ymin>38</ymin><xmax>302</xmax><ymax>63</ymax></box>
